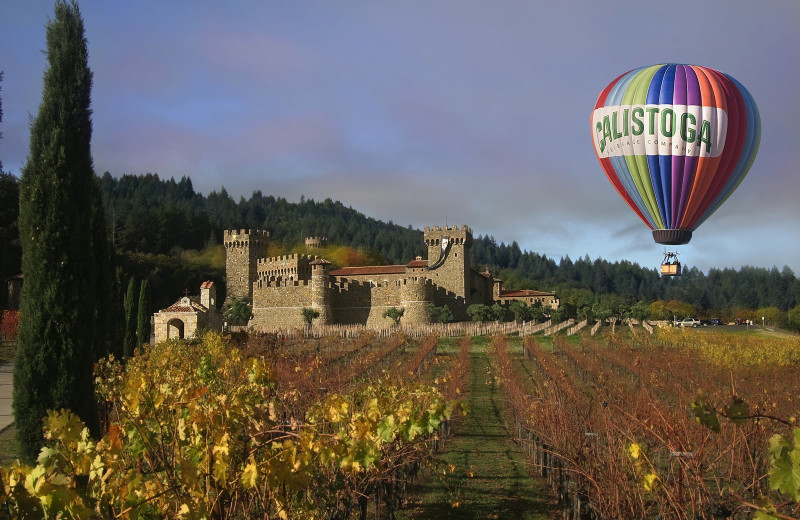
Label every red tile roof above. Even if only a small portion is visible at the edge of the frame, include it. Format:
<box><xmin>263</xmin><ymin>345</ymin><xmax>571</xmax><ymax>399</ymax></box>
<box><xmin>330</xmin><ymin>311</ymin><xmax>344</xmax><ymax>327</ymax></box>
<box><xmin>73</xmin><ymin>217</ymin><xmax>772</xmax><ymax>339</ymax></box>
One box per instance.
<box><xmin>200</xmin><ymin>280</ymin><xmax>214</xmax><ymax>289</ymax></box>
<box><xmin>329</xmin><ymin>265</ymin><xmax>406</xmax><ymax>276</ymax></box>
<box><xmin>406</xmin><ymin>259</ymin><xmax>427</xmax><ymax>268</ymax></box>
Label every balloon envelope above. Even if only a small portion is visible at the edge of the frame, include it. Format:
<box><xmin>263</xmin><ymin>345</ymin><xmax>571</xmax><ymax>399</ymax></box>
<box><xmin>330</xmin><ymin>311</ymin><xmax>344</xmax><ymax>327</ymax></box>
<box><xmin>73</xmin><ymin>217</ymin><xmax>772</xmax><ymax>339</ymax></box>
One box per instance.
<box><xmin>591</xmin><ymin>64</ymin><xmax>760</xmax><ymax>245</ymax></box>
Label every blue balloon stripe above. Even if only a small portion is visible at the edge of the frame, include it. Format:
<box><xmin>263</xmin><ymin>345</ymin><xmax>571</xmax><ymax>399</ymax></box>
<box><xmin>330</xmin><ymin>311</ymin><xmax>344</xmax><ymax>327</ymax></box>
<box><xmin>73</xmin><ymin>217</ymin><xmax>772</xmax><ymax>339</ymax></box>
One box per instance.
<box><xmin>645</xmin><ymin>65</ymin><xmax>668</xmax><ymax>104</ymax></box>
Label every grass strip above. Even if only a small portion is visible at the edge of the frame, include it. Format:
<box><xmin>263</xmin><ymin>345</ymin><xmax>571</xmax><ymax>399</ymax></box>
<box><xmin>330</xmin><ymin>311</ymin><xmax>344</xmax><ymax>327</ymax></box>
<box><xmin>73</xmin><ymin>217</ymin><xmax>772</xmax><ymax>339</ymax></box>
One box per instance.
<box><xmin>398</xmin><ymin>336</ymin><xmax>553</xmax><ymax>519</ymax></box>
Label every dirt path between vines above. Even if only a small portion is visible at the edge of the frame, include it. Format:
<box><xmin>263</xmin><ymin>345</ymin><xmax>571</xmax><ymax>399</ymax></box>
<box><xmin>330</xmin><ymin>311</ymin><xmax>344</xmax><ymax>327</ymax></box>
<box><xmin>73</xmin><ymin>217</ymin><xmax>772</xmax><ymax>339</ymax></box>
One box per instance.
<box><xmin>398</xmin><ymin>337</ymin><xmax>554</xmax><ymax>519</ymax></box>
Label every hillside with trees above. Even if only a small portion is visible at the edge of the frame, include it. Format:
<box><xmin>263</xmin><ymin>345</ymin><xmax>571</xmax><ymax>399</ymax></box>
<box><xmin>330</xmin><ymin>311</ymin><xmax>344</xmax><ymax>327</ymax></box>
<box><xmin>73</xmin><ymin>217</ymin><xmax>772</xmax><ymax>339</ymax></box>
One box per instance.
<box><xmin>1</xmin><ymin>170</ymin><xmax>798</xmax><ymax>328</ymax></box>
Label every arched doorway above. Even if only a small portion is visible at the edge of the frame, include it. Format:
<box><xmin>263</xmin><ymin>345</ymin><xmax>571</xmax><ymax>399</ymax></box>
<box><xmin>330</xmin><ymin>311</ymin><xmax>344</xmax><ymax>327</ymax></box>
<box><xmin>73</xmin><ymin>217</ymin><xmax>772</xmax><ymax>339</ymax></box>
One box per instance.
<box><xmin>167</xmin><ymin>318</ymin><xmax>185</xmax><ymax>339</ymax></box>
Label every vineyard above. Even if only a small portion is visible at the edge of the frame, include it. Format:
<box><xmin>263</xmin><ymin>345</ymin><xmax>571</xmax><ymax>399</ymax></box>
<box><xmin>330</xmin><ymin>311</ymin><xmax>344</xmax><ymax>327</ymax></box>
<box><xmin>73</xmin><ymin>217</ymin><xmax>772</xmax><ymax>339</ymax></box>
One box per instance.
<box><xmin>0</xmin><ymin>332</ymin><xmax>468</xmax><ymax>518</ymax></box>
<box><xmin>491</xmin><ymin>328</ymin><xmax>800</xmax><ymax>519</ymax></box>
<box><xmin>1</xmin><ymin>326</ymin><xmax>799</xmax><ymax>518</ymax></box>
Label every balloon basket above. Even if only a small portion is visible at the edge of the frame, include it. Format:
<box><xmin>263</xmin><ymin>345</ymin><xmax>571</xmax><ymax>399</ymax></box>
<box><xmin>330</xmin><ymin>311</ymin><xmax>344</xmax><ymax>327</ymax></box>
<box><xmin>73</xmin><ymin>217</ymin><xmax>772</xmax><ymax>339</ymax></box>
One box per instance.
<box><xmin>660</xmin><ymin>251</ymin><xmax>681</xmax><ymax>277</ymax></box>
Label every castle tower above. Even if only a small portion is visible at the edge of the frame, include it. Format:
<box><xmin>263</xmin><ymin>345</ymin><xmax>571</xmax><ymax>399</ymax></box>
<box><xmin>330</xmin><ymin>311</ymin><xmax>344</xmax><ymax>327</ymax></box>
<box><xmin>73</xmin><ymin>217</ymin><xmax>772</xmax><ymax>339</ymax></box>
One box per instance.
<box><xmin>493</xmin><ymin>277</ymin><xmax>503</xmax><ymax>302</ymax></box>
<box><xmin>400</xmin><ymin>277</ymin><xmax>434</xmax><ymax>325</ymax></box>
<box><xmin>310</xmin><ymin>258</ymin><xmax>332</xmax><ymax>324</ymax></box>
<box><xmin>224</xmin><ymin>229</ymin><xmax>270</xmax><ymax>302</ymax></box>
<box><xmin>424</xmin><ymin>225</ymin><xmax>473</xmax><ymax>320</ymax></box>
<box><xmin>304</xmin><ymin>236</ymin><xmax>328</xmax><ymax>249</ymax></box>
<box><xmin>200</xmin><ymin>280</ymin><xmax>217</xmax><ymax>311</ymax></box>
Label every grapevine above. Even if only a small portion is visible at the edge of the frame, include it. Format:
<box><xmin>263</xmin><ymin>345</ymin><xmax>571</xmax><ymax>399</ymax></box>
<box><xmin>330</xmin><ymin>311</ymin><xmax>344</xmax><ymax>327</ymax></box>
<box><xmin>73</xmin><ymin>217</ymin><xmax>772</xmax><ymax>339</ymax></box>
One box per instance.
<box><xmin>0</xmin><ymin>332</ymin><xmax>462</xmax><ymax>519</ymax></box>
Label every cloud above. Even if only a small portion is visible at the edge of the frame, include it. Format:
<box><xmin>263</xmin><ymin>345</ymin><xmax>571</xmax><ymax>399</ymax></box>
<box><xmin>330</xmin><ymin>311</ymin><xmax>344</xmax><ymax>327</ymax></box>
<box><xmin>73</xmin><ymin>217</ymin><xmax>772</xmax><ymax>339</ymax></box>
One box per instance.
<box><xmin>3</xmin><ymin>0</ymin><xmax>799</xmax><ymax>274</ymax></box>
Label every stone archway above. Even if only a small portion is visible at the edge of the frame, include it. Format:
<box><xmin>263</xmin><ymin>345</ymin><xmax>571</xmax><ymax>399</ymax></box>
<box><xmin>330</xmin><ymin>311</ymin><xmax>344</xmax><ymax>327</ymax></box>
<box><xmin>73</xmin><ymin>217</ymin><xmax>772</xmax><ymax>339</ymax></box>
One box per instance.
<box><xmin>167</xmin><ymin>318</ymin><xmax>185</xmax><ymax>339</ymax></box>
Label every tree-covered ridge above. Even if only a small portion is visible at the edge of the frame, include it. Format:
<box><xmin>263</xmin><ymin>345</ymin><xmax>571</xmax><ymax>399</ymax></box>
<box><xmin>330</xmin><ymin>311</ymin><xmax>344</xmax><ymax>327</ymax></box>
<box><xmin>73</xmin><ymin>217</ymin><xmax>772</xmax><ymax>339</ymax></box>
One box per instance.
<box><xmin>2</xmin><ymin>170</ymin><xmax>797</xmax><ymax>318</ymax></box>
<box><xmin>96</xmin><ymin>172</ymin><xmax>799</xmax><ymax>314</ymax></box>
<box><xmin>99</xmin><ymin>172</ymin><xmax>426</xmax><ymax>264</ymax></box>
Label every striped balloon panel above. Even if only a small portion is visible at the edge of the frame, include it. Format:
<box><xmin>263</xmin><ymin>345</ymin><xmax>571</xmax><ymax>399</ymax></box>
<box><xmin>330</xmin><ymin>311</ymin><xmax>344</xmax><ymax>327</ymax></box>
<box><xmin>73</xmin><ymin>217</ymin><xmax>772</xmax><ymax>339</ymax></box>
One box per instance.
<box><xmin>591</xmin><ymin>64</ymin><xmax>760</xmax><ymax>237</ymax></box>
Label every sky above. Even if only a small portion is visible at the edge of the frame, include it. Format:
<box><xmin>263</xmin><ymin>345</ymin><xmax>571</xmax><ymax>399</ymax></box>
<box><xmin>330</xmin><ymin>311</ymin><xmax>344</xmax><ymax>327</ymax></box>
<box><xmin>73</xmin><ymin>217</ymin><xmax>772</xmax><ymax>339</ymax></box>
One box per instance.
<box><xmin>2</xmin><ymin>1</ymin><xmax>799</xmax><ymax>274</ymax></box>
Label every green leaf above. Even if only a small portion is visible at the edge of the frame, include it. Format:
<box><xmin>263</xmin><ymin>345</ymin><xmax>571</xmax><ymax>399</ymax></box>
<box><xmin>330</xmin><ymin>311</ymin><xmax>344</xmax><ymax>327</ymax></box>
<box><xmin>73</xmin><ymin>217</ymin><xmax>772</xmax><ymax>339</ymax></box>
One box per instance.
<box><xmin>752</xmin><ymin>496</ymin><xmax>781</xmax><ymax>519</ymax></box>
<box><xmin>405</xmin><ymin>421</ymin><xmax>423</xmax><ymax>441</ymax></box>
<box><xmin>768</xmin><ymin>432</ymin><xmax>794</xmax><ymax>459</ymax></box>
<box><xmin>723</xmin><ymin>397</ymin><xmax>750</xmax><ymax>425</ymax></box>
<box><xmin>376</xmin><ymin>415</ymin><xmax>396</xmax><ymax>442</ymax></box>
<box><xmin>37</xmin><ymin>446</ymin><xmax>58</xmax><ymax>466</ymax></box>
<box><xmin>768</xmin><ymin>448</ymin><xmax>800</xmax><ymax>501</ymax></box>
<box><xmin>690</xmin><ymin>400</ymin><xmax>720</xmax><ymax>433</ymax></box>
<box><xmin>355</xmin><ymin>442</ymin><xmax>380</xmax><ymax>469</ymax></box>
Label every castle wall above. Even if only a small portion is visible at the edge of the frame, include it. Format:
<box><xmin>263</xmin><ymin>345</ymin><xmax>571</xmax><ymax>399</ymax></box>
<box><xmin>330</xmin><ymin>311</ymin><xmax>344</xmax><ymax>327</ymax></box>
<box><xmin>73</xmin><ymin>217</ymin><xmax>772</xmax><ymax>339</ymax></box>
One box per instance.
<box><xmin>498</xmin><ymin>293</ymin><xmax>560</xmax><ymax>309</ymax></box>
<box><xmin>469</xmin><ymin>271</ymin><xmax>494</xmax><ymax>306</ymax></box>
<box><xmin>400</xmin><ymin>277</ymin><xmax>435</xmax><ymax>325</ymax></box>
<box><xmin>250</xmin><ymin>280</ymin><xmax>313</xmax><ymax>329</ymax></box>
<box><xmin>329</xmin><ymin>277</ymin><xmax>433</xmax><ymax>327</ymax></box>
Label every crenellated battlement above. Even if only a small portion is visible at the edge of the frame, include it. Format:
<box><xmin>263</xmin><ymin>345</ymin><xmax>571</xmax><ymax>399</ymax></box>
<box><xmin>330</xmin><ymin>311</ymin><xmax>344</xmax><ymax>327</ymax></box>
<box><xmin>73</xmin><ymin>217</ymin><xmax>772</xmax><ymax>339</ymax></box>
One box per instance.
<box><xmin>403</xmin><ymin>277</ymin><xmax>434</xmax><ymax>287</ymax></box>
<box><xmin>423</xmin><ymin>225</ymin><xmax>471</xmax><ymax>234</ymax></box>
<box><xmin>224</xmin><ymin>229</ymin><xmax>270</xmax><ymax>245</ymax></box>
<box><xmin>257</xmin><ymin>253</ymin><xmax>318</xmax><ymax>266</ymax></box>
<box><xmin>423</xmin><ymin>224</ymin><xmax>472</xmax><ymax>247</ymax></box>
<box><xmin>255</xmin><ymin>279</ymin><xmax>311</xmax><ymax>289</ymax></box>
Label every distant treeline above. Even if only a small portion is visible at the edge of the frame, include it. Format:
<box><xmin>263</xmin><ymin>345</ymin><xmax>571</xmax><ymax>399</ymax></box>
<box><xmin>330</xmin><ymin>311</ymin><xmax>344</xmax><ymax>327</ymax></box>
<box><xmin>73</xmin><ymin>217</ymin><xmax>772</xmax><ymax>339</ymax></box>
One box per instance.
<box><xmin>470</xmin><ymin>236</ymin><xmax>799</xmax><ymax>312</ymax></box>
<box><xmin>1</xmin><ymin>171</ymin><xmax>798</xmax><ymax>314</ymax></box>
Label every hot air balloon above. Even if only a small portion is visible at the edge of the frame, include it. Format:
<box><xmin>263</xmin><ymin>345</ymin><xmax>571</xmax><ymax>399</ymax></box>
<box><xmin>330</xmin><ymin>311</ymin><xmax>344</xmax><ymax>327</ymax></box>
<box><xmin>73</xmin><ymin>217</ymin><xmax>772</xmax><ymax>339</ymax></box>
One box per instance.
<box><xmin>591</xmin><ymin>64</ymin><xmax>760</xmax><ymax>275</ymax></box>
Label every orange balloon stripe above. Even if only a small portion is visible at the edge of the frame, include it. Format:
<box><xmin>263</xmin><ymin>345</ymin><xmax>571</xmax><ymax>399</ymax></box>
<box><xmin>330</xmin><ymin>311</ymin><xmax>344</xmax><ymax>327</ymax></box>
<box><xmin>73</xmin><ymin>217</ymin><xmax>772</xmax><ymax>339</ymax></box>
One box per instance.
<box><xmin>690</xmin><ymin>69</ymin><xmax>747</xmax><ymax>226</ymax></box>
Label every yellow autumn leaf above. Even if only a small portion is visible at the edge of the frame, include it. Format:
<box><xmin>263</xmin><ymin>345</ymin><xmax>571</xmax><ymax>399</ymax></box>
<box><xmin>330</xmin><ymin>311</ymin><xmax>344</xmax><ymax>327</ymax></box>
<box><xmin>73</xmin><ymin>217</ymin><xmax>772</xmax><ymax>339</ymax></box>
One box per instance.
<box><xmin>213</xmin><ymin>459</ymin><xmax>229</xmax><ymax>483</ymax></box>
<box><xmin>643</xmin><ymin>472</ymin><xmax>659</xmax><ymax>492</ymax></box>
<box><xmin>241</xmin><ymin>460</ymin><xmax>258</xmax><ymax>489</ymax></box>
<box><xmin>628</xmin><ymin>443</ymin><xmax>641</xmax><ymax>460</ymax></box>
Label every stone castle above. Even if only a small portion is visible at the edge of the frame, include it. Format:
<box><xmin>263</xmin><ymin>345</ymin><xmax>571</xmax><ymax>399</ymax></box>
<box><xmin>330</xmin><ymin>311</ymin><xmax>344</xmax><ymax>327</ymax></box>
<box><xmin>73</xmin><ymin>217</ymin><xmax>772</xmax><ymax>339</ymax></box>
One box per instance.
<box><xmin>223</xmin><ymin>224</ymin><xmax>559</xmax><ymax>330</ymax></box>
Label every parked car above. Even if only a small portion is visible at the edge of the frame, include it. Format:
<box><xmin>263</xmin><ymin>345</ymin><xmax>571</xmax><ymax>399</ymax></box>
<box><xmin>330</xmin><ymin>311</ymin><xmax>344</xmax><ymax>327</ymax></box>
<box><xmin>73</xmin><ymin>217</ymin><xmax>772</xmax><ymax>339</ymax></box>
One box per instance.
<box><xmin>704</xmin><ymin>318</ymin><xmax>722</xmax><ymax>326</ymax></box>
<box><xmin>734</xmin><ymin>318</ymin><xmax>751</xmax><ymax>325</ymax></box>
<box><xmin>679</xmin><ymin>317</ymin><xmax>702</xmax><ymax>327</ymax></box>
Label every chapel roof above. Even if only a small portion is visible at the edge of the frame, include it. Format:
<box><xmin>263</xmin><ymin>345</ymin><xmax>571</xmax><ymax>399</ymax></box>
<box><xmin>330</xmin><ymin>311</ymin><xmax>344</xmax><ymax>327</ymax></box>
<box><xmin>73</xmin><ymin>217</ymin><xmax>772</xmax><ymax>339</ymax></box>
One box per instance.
<box><xmin>159</xmin><ymin>296</ymin><xmax>208</xmax><ymax>314</ymax></box>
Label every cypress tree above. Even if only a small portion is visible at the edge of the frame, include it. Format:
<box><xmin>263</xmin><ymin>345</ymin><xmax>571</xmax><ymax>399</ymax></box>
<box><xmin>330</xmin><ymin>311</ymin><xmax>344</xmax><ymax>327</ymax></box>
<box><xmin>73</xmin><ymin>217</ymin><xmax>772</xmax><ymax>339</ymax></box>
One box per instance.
<box><xmin>137</xmin><ymin>279</ymin><xmax>151</xmax><ymax>346</ymax></box>
<box><xmin>90</xmin><ymin>177</ymin><xmax>117</xmax><ymax>360</ymax></box>
<box><xmin>124</xmin><ymin>276</ymin><xmax>138</xmax><ymax>358</ymax></box>
<box><xmin>14</xmin><ymin>1</ymin><xmax>107</xmax><ymax>460</ymax></box>
<box><xmin>109</xmin><ymin>266</ymin><xmax>126</xmax><ymax>359</ymax></box>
